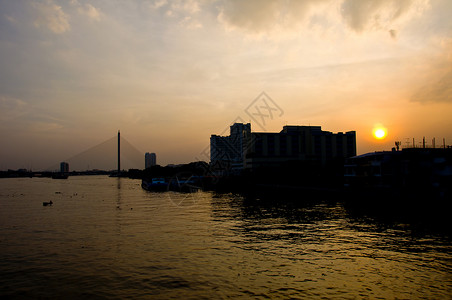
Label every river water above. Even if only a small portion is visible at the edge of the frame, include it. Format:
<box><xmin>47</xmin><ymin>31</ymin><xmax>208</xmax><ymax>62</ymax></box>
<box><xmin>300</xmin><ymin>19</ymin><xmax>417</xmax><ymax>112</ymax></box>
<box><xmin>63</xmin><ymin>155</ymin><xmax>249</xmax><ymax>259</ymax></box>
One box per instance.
<box><xmin>0</xmin><ymin>176</ymin><xmax>450</xmax><ymax>299</ymax></box>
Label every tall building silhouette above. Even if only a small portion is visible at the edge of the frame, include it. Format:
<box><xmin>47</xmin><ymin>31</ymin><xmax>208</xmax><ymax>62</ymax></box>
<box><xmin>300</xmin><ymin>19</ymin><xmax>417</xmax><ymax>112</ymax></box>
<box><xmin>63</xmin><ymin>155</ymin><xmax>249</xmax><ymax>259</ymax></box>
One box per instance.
<box><xmin>145</xmin><ymin>152</ymin><xmax>157</xmax><ymax>169</ymax></box>
<box><xmin>60</xmin><ymin>162</ymin><xmax>69</xmax><ymax>173</ymax></box>
<box><xmin>210</xmin><ymin>123</ymin><xmax>251</xmax><ymax>171</ymax></box>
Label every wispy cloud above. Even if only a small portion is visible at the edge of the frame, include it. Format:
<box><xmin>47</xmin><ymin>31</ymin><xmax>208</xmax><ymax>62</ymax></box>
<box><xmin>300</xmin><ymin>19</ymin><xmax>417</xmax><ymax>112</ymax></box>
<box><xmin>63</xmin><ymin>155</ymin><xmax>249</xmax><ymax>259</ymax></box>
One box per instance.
<box><xmin>150</xmin><ymin>0</ymin><xmax>168</xmax><ymax>10</ymax></box>
<box><xmin>412</xmin><ymin>69</ymin><xmax>452</xmax><ymax>103</ymax></box>
<box><xmin>77</xmin><ymin>3</ymin><xmax>102</xmax><ymax>22</ymax></box>
<box><xmin>0</xmin><ymin>95</ymin><xmax>28</xmax><ymax>122</ymax></box>
<box><xmin>409</xmin><ymin>37</ymin><xmax>452</xmax><ymax>103</ymax></box>
<box><xmin>0</xmin><ymin>94</ymin><xmax>67</xmax><ymax>133</ymax></box>
<box><xmin>32</xmin><ymin>0</ymin><xmax>71</xmax><ymax>34</ymax></box>
<box><xmin>149</xmin><ymin>0</ymin><xmax>203</xmax><ymax>29</ymax></box>
<box><xmin>150</xmin><ymin>0</ymin><xmax>201</xmax><ymax>16</ymax></box>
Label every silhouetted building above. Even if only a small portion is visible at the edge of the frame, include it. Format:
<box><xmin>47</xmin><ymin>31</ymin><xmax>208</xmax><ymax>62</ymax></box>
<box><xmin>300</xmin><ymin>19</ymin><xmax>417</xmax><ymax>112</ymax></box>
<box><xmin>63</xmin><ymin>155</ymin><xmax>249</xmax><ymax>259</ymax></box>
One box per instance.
<box><xmin>210</xmin><ymin>123</ymin><xmax>252</xmax><ymax>171</ymax></box>
<box><xmin>211</xmin><ymin>123</ymin><xmax>356</xmax><ymax>173</ymax></box>
<box><xmin>244</xmin><ymin>125</ymin><xmax>356</xmax><ymax>169</ymax></box>
<box><xmin>145</xmin><ymin>152</ymin><xmax>157</xmax><ymax>169</ymax></box>
<box><xmin>60</xmin><ymin>162</ymin><xmax>69</xmax><ymax>173</ymax></box>
<box><xmin>344</xmin><ymin>148</ymin><xmax>452</xmax><ymax>197</ymax></box>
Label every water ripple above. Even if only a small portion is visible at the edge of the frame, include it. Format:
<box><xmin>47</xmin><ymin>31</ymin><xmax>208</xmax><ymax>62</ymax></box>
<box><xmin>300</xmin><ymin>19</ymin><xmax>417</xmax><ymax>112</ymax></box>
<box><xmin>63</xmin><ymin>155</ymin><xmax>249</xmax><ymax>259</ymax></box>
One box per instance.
<box><xmin>0</xmin><ymin>177</ymin><xmax>451</xmax><ymax>298</ymax></box>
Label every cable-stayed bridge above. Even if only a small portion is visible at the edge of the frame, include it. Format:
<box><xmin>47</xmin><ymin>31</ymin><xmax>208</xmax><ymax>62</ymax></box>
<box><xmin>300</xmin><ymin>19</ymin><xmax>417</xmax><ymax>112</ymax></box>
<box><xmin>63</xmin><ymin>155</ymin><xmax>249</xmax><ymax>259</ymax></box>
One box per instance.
<box><xmin>47</xmin><ymin>133</ymin><xmax>144</xmax><ymax>171</ymax></box>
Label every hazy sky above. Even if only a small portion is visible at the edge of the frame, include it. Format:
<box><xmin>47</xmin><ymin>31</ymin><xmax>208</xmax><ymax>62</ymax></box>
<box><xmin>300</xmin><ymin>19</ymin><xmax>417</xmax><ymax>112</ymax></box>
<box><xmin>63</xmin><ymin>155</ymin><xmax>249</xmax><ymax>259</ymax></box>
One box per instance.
<box><xmin>1</xmin><ymin>0</ymin><xmax>451</xmax><ymax>170</ymax></box>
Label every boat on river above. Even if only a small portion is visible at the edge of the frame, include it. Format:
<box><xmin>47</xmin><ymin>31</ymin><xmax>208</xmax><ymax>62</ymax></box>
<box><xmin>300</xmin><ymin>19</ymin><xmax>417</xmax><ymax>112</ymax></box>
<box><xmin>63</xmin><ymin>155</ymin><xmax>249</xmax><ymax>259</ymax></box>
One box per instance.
<box><xmin>142</xmin><ymin>176</ymin><xmax>203</xmax><ymax>193</ymax></box>
<box><xmin>167</xmin><ymin>175</ymin><xmax>202</xmax><ymax>193</ymax></box>
<box><xmin>52</xmin><ymin>173</ymin><xmax>69</xmax><ymax>179</ymax></box>
<box><xmin>141</xmin><ymin>178</ymin><xmax>168</xmax><ymax>192</ymax></box>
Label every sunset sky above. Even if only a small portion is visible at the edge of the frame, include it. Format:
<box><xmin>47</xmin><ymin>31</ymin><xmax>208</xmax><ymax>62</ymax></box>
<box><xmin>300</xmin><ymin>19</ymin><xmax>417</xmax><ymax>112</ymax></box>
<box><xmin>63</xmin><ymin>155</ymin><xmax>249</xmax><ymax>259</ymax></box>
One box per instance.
<box><xmin>1</xmin><ymin>0</ymin><xmax>451</xmax><ymax>170</ymax></box>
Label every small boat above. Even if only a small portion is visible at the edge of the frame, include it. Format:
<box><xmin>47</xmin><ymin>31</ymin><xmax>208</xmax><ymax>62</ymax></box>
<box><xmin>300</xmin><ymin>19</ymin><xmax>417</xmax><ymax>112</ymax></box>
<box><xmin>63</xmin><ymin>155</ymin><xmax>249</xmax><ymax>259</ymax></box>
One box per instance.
<box><xmin>141</xmin><ymin>178</ymin><xmax>168</xmax><ymax>192</ymax></box>
<box><xmin>52</xmin><ymin>173</ymin><xmax>68</xmax><ymax>179</ymax></box>
<box><xmin>43</xmin><ymin>200</ymin><xmax>53</xmax><ymax>206</ymax></box>
<box><xmin>168</xmin><ymin>176</ymin><xmax>202</xmax><ymax>193</ymax></box>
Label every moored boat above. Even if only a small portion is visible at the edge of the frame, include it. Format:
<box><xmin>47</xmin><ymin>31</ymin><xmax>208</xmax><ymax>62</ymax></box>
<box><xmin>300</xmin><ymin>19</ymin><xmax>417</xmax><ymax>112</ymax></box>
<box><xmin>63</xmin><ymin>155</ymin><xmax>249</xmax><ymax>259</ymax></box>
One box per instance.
<box><xmin>52</xmin><ymin>173</ymin><xmax>69</xmax><ymax>179</ymax></box>
<box><xmin>142</xmin><ymin>178</ymin><xmax>168</xmax><ymax>192</ymax></box>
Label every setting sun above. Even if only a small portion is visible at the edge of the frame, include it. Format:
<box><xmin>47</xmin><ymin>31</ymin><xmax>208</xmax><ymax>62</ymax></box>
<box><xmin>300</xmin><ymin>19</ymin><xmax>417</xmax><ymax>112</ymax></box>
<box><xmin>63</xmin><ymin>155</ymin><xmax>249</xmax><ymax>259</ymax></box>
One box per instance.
<box><xmin>373</xmin><ymin>127</ymin><xmax>387</xmax><ymax>140</ymax></box>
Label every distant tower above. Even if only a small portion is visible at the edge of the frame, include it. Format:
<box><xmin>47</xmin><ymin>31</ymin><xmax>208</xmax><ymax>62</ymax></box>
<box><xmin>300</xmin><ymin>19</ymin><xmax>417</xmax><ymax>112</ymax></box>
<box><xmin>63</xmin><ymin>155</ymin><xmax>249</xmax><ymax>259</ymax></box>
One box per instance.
<box><xmin>145</xmin><ymin>152</ymin><xmax>157</xmax><ymax>169</ymax></box>
<box><xmin>60</xmin><ymin>162</ymin><xmax>69</xmax><ymax>173</ymax></box>
<box><xmin>118</xmin><ymin>130</ymin><xmax>121</xmax><ymax>174</ymax></box>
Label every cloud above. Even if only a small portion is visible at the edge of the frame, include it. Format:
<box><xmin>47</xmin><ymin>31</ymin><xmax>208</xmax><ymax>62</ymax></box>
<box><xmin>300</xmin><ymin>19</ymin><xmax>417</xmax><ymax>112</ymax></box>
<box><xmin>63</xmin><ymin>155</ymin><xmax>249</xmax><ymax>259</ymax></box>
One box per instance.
<box><xmin>216</xmin><ymin>0</ymin><xmax>429</xmax><ymax>37</ymax></box>
<box><xmin>412</xmin><ymin>69</ymin><xmax>452</xmax><ymax>103</ymax></box>
<box><xmin>340</xmin><ymin>0</ymin><xmax>427</xmax><ymax>32</ymax></box>
<box><xmin>0</xmin><ymin>95</ymin><xmax>28</xmax><ymax>122</ymax></box>
<box><xmin>78</xmin><ymin>3</ymin><xmax>101</xmax><ymax>22</ymax></box>
<box><xmin>179</xmin><ymin>16</ymin><xmax>202</xmax><ymax>29</ymax></box>
<box><xmin>173</xmin><ymin>0</ymin><xmax>201</xmax><ymax>14</ymax></box>
<box><xmin>216</xmin><ymin>0</ymin><xmax>335</xmax><ymax>34</ymax></box>
<box><xmin>30</xmin><ymin>120</ymin><xmax>65</xmax><ymax>133</ymax></box>
<box><xmin>5</xmin><ymin>15</ymin><xmax>17</xmax><ymax>24</ymax></box>
<box><xmin>218</xmin><ymin>0</ymin><xmax>282</xmax><ymax>33</ymax></box>
<box><xmin>150</xmin><ymin>0</ymin><xmax>168</xmax><ymax>10</ymax></box>
<box><xmin>0</xmin><ymin>94</ymin><xmax>67</xmax><ymax>131</ymax></box>
<box><xmin>389</xmin><ymin>29</ymin><xmax>397</xmax><ymax>39</ymax></box>
<box><xmin>32</xmin><ymin>0</ymin><xmax>70</xmax><ymax>34</ymax></box>
<box><xmin>151</xmin><ymin>0</ymin><xmax>201</xmax><ymax>15</ymax></box>
<box><xmin>149</xmin><ymin>0</ymin><xmax>202</xmax><ymax>29</ymax></box>
<box><xmin>411</xmin><ymin>38</ymin><xmax>452</xmax><ymax>103</ymax></box>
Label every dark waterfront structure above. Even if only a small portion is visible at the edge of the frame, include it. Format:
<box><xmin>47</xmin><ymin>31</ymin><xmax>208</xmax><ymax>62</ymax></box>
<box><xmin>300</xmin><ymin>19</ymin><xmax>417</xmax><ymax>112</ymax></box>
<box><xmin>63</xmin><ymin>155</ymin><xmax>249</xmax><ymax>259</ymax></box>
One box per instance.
<box><xmin>245</xmin><ymin>125</ymin><xmax>356</xmax><ymax>169</ymax></box>
<box><xmin>344</xmin><ymin>147</ymin><xmax>452</xmax><ymax>201</ymax></box>
<box><xmin>209</xmin><ymin>123</ymin><xmax>356</xmax><ymax>194</ymax></box>
<box><xmin>210</xmin><ymin>123</ymin><xmax>356</xmax><ymax>173</ymax></box>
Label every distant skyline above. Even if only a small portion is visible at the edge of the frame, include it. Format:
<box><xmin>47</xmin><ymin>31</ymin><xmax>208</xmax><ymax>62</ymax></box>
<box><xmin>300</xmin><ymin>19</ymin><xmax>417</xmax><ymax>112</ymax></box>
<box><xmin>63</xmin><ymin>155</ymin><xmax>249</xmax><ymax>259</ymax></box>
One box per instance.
<box><xmin>1</xmin><ymin>0</ymin><xmax>452</xmax><ymax>170</ymax></box>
